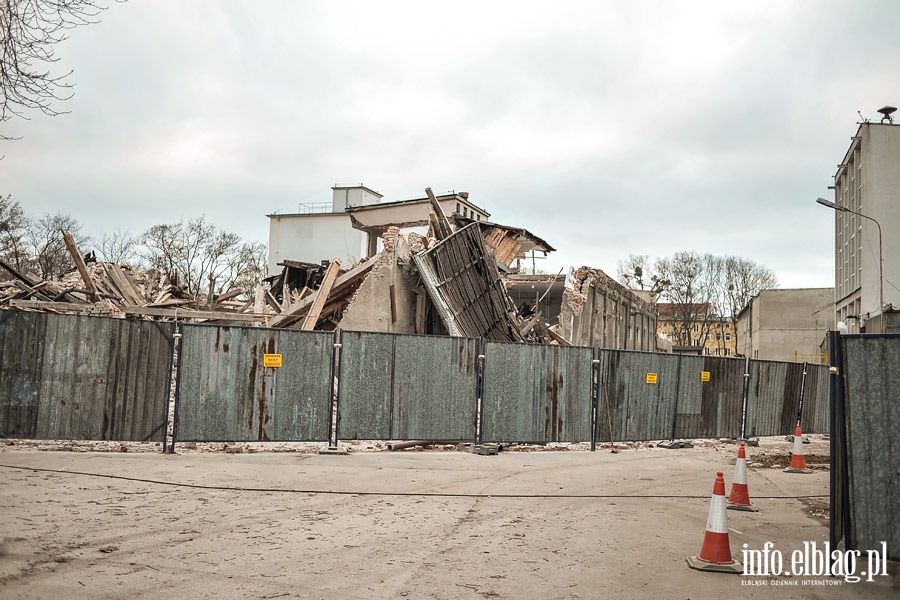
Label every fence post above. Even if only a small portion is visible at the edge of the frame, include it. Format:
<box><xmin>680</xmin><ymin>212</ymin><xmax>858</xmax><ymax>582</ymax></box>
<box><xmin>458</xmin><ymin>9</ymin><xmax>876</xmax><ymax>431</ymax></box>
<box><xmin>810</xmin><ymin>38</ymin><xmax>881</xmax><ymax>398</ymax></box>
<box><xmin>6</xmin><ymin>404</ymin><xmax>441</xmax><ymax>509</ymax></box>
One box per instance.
<box><xmin>329</xmin><ymin>331</ymin><xmax>343</xmax><ymax>449</ymax></box>
<box><xmin>591</xmin><ymin>352</ymin><xmax>600</xmax><ymax>452</ymax></box>
<box><xmin>828</xmin><ymin>330</ymin><xmax>851</xmax><ymax>552</ymax></box>
<box><xmin>475</xmin><ymin>338</ymin><xmax>485</xmax><ymax>445</ymax></box>
<box><xmin>796</xmin><ymin>361</ymin><xmax>809</xmax><ymax>427</ymax></box>
<box><xmin>167</xmin><ymin>319</ymin><xmax>184</xmax><ymax>454</ymax></box>
<box><xmin>670</xmin><ymin>353</ymin><xmax>683</xmax><ymax>441</ymax></box>
<box><xmin>740</xmin><ymin>357</ymin><xmax>751</xmax><ymax>440</ymax></box>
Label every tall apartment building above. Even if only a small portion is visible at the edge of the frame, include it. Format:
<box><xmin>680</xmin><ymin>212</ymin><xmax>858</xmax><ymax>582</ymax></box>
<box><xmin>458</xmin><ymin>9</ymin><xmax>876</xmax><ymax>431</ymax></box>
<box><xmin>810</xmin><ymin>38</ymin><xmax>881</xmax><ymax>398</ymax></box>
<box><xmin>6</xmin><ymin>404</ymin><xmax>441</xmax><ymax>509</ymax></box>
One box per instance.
<box><xmin>826</xmin><ymin>111</ymin><xmax>900</xmax><ymax>333</ymax></box>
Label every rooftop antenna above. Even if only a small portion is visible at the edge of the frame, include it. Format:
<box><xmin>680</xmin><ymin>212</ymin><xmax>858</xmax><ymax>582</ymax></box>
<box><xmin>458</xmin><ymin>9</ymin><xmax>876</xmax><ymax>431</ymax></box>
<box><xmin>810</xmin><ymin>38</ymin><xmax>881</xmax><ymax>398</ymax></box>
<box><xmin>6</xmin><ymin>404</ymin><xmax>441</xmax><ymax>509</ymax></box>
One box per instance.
<box><xmin>857</xmin><ymin>110</ymin><xmax>868</xmax><ymax>123</ymax></box>
<box><xmin>877</xmin><ymin>105</ymin><xmax>896</xmax><ymax>124</ymax></box>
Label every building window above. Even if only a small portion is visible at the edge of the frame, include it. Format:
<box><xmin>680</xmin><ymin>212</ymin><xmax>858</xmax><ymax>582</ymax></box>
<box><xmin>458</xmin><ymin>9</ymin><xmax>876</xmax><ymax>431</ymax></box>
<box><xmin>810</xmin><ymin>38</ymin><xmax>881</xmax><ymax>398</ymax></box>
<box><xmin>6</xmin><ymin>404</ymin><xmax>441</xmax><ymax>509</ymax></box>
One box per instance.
<box><xmin>725</xmin><ymin>349</ymin><xmax>731</xmax><ymax>356</ymax></box>
<box><xmin>692</xmin><ymin>339</ymin><xmax>700</xmax><ymax>347</ymax></box>
<box><xmin>456</xmin><ymin>202</ymin><xmax>460</xmax><ymax>214</ymax></box>
<box><xmin>714</xmin><ymin>347</ymin><xmax>721</xmax><ymax>356</ymax></box>
<box><xmin>715</xmin><ymin>332</ymin><xmax>722</xmax><ymax>341</ymax></box>
<box><xmin>705</xmin><ymin>333</ymin><xmax>710</xmax><ymax>341</ymax></box>
<box><xmin>704</xmin><ymin>347</ymin><xmax>710</xmax><ymax>355</ymax></box>
<box><xmin>692</xmin><ymin>324</ymin><xmax>699</xmax><ymax>333</ymax></box>
<box><xmin>725</xmin><ymin>333</ymin><xmax>732</xmax><ymax>342</ymax></box>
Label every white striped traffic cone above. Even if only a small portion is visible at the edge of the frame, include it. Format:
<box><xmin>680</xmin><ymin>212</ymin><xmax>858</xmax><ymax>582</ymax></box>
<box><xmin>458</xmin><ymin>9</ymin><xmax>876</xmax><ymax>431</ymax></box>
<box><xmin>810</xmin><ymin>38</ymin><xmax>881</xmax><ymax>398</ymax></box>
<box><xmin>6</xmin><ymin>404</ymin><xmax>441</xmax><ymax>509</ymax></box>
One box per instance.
<box><xmin>727</xmin><ymin>443</ymin><xmax>759</xmax><ymax>512</ymax></box>
<box><xmin>785</xmin><ymin>425</ymin><xmax>813</xmax><ymax>473</ymax></box>
<box><xmin>687</xmin><ymin>471</ymin><xmax>743</xmax><ymax>573</ymax></box>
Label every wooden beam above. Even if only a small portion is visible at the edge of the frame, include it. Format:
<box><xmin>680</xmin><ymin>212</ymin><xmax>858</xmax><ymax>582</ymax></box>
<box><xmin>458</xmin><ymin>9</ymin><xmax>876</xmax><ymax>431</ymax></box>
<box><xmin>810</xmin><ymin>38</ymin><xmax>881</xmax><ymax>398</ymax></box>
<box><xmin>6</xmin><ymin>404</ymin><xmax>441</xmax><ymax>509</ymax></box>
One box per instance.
<box><xmin>9</xmin><ymin>299</ymin><xmax>87</xmax><ymax>312</ymax></box>
<box><xmin>269</xmin><ymin>255</ymin><xmax>378</xmax><ymax>328</ymax></box>
<box><xmin>61</xmin><ymin>229</ymin><xmax>98</xmax><ymax>301</ymax></box>
<box><xmin>0</xmin><ymin>259</ymin><xmax>39</xmax><ymax>287</ymax></box>
<box><xmin>102</xmin><ymin>263</ymin><xmax>146</xmax><ymax>306</ymax></box>
<box><xmin>122</xmin><ymin>306</ymin><xmax>270</xmax><ymax>322</ymax></box>
<box><xmin>299</xmin><ymin>258</ymin><xmax>342</xmax><ymax>330</ymax></box>
<box><xmin>264</xmin><ymin>288</ymin><xmax>283</xmax><ymax>313</ymax></box>
<box><xmin>425</xmin><ymin>187</ymin><xmax>453</xmax><ymax>239</ymax></box>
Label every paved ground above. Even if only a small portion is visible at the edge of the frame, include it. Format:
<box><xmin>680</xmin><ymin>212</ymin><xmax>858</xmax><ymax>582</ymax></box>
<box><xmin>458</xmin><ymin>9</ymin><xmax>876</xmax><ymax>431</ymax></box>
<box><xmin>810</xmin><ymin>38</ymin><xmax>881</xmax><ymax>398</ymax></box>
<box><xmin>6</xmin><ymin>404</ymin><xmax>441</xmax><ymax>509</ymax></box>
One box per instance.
<box><xmin>0</xmin><ymin>437</ymin><xmax>897</xmax><ymax>599</ymax></box>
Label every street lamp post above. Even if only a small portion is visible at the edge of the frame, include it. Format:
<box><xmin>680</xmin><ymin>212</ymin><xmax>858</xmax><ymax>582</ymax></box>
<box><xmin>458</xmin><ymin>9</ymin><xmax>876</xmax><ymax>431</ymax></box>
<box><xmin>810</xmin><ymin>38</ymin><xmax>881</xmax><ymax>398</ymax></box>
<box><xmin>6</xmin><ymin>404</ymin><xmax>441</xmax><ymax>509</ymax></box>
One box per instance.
<box><xmin>816</xmin><ymin>197</ymin><xmax>885</xmax><ymax>328</ymax></box>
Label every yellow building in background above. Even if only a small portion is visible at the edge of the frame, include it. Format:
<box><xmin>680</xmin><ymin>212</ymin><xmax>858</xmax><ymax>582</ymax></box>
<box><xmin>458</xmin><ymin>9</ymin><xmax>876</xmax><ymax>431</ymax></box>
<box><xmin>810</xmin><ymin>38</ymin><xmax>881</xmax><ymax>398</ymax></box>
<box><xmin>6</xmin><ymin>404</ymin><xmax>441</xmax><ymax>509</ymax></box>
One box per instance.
<box><xmin>656</xmin><ymin>303</ymin><xmax>737</xmax><ymax>357</ymax></box>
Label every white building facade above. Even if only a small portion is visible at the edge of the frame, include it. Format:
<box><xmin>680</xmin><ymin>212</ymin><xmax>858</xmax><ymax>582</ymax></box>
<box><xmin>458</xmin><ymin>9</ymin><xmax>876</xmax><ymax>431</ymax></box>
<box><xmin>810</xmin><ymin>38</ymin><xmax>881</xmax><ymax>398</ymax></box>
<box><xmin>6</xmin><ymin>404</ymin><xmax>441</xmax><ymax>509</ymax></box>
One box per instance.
<box><xmin>828</xmin><ymin>118</ymin><xmax>900</xmax><ymax>333</ymax></box>
<box><xmin>266</xmin><ymin>185</ymin><xmax>490</xmax><ymax>275</ymax></box>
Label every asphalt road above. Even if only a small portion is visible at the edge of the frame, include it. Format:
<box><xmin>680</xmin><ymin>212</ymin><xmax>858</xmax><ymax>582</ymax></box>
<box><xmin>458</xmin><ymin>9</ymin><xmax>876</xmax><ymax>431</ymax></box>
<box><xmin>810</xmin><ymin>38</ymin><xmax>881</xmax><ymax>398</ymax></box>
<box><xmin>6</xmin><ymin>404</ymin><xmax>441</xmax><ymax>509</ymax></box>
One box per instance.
<box><xmin>0</xmin><ymin>438</ymin><xmax>896</xmax><ymax>599</ymax></box>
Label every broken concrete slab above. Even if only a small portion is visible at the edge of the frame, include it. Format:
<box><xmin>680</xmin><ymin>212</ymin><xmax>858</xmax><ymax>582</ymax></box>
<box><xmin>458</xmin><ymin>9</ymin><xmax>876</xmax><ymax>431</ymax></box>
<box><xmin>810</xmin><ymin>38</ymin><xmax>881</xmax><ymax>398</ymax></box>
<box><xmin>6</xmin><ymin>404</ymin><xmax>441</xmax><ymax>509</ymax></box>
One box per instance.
<box><xmin>658</xmin><ymin>440</ymin><xmax>694</xmax><ymax>449</ymax></box>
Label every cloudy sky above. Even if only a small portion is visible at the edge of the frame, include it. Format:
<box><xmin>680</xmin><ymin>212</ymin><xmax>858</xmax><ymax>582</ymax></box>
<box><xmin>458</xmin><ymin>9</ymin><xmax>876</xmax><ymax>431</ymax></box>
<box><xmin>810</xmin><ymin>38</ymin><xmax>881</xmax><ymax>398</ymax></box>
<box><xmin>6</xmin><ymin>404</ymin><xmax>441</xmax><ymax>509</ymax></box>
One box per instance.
<box><xmin>4</xmin><ymin>0</ymin><xmax>900</xmax><ymax>287</ymax></box>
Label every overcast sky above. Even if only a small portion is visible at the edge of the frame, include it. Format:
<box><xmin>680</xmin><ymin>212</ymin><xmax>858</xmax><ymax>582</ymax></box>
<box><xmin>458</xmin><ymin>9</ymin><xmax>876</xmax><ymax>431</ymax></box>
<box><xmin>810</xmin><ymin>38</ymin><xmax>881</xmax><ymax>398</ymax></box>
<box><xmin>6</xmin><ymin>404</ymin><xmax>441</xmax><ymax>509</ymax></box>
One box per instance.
<box><xmin>4</xmin><ymin>0</ymin><xmax>900</xmax><ymax>287</ymax></box>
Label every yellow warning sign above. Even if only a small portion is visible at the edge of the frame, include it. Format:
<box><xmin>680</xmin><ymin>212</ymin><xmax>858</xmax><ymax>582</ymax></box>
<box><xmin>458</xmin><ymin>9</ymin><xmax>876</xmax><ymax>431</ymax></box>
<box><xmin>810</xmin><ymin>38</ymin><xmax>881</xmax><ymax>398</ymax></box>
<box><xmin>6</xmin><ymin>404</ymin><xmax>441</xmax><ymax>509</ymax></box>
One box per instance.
<box><xmin>701</xmin><ymin>371</ymin><xmax>711</xmax><ymax>382</ymax></box>
<box><xmin>263</xmin><ymin>353</ymin><xmax>282</xmax><ymax>368</ymax></box>
<box><xmin>646</xmin><ymin>373</ymin><xmax>658</xmax><ymax>385</ymax></box>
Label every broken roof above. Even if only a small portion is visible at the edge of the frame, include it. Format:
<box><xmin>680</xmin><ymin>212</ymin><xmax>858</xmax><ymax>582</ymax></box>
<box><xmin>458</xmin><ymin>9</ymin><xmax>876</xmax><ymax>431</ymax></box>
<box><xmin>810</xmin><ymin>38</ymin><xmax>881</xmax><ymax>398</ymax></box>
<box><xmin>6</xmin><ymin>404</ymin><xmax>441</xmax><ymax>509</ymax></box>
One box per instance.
<box><xmin>346</xmin><ymin>192</ymin><xmax>490</xmax><ymax>231</ymax></box>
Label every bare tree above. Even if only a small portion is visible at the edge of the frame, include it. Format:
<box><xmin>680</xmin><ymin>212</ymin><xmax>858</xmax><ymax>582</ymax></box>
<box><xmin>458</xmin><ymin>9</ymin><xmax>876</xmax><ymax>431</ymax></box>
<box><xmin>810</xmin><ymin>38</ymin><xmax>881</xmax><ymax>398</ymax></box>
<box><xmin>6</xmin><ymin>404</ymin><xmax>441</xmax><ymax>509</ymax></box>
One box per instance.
<box><xmin>25</xmin><ymin>211</ymin><xmax>88</xmax><ymax>279</ymax></box>
<box><xmin>620</xmin><ymin>250</ymin><xmax>779</xmax><ymax>352</ymax></box>
<box><xmin>141</xmin><ymin>216</ymin><xmax>266</xmax><ymax>301</ymax></box>
<box><xmin>714</xmin><ymin>254</ymin><xmax>778</xmax><ymax>326</ymax></box>
<box><xmin>616</xmin><ymin>253</ymin><xmax>669</xmax><ymax>293</ymax></box>
<box><xmin>0</xmin><ymin>193</ymin><xmax>30</xmax><ymax>275</ymax></box>
<box><xmin>655</xmin><ymin>251</ymin><xmax>719</xmax><ymax>348</ymax></box>
<box><xmin>719</xmin><ymin>256</ymin><xmax>778</xmax><ymax>323</ymax></box>
<box><xmin>219</xmin><ymin>240</ymin><xmax>267</xmax><ymax>297</ymax></box>
<box><xmin>97</xmin><ymin>228</ymin><xmax>139</xmax><ymax>264</ymax></box>
<box><xmin>1</xmin><ymin>0</ymin><xmax>112</xmax><ymax>139</ymax></box>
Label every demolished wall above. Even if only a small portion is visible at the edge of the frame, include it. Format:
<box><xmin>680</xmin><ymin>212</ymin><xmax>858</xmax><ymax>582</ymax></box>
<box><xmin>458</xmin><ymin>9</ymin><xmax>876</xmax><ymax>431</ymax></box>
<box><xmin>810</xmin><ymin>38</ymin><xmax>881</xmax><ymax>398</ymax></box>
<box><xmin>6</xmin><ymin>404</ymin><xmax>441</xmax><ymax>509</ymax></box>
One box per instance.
<box><xmin>336</xmin><ymin>227</ymin><xmax>422</xmax><ymax>334</ymax></box>
<box><xmin>559</xmin><ymin>266</ymin><xmax>657</xmax><ymax>350</ymax></box>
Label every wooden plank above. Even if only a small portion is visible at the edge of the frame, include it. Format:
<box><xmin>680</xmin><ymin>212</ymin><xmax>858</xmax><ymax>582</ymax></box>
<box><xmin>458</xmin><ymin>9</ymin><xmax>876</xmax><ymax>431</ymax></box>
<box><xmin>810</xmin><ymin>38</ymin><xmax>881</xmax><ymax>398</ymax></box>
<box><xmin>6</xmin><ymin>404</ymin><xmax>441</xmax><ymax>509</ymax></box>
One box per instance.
<box><xmin>269</xmin><ymin>254</ymin><xmax>378</xmax><ymax>328</ymax></box>
<box><xmin>299</xmin><ymin>259</ymin><xmax>342</xmax><ymax>330</ymax></box>
<box><xmin>61</xmin><ymin>230</ymin><xmax>98</xmax><ymax>301</ymax></box>
<box><xmin>215</xmin><ymin>288</ymin><xmax>245</xmax><ymax>302</ymax></box>
<box><xmin>280</xmin><ymin>259</ymin><xmax>322</xmax><ymax>269</ymax></box>
<box><xmin>0</xmin><ymin>259</ymin><xmax>40</xmax><ymax>287</ymax></box>
<box><xmin>103</xmin><ymin>263</ymin><xmax>145</xmax><ymax>306</ymax></box>
<box><xmin>425</xmin><ymin>187</ymin><xmax>453</xmax><ymax>239</ymax></box>
<box><xmin>264</xmin><ymin>288</ymin><xmax>283</xmax><ymax>313</ymax></box>
<box><xmin>8</xmin><ymin>299</ymin><xmax>87</xmax><ymax>312</ymax></box>
<box><xmin>120</xmin><ymin>268</ymin><xmax>149</xmax><ymax>304</ymax></box>
<box><xmin>121</xmin><ymin>306</ymin><xmax>270</xmax><ymax>322</ymax></box>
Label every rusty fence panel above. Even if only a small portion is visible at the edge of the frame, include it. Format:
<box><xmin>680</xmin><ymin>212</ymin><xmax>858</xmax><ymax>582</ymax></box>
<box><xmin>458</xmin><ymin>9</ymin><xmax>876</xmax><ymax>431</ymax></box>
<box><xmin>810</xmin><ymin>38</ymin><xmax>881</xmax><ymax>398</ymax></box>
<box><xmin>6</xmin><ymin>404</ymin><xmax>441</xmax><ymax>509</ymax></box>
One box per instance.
<box><xmin>0</xmin><ymin>311</ymin><xmax>173</xmax><ymax>441</ymax></box>
<box><xmin>837</xmin><ymin>335</ymin><xmax>900</xmax><ymax>560</ymax></box>
<box><xmin>800</xmin><ymin>364</ymin><xmax>830</xmax><ymax>435</ymax></box>
<box><xmin>674</xmin><ymin>355</ymin><xmax>745</xmax><ymax>439</ymax></box>
<box><xmin>175</xmin><ymin>324</ymin><xmax>334</xmax><ymax>442</ymax></box>
<box><xmin>481</xmin><ymin>341</ymin><xmax>593</xmax><ymax>444</ymax></box>
<box><xmin>337</xmin><ymin>331</ymin><xmax>479</xmax><ymax>441</ymax></box>
<box><xmin>597</xmin><ymin>350</ymin><xmax>680</xmax><ymax>442</ymax></box>
<box><xmin>744</xmin><ymin>360</ymin><xmax>804</xmax><ymax>438</ymax></box>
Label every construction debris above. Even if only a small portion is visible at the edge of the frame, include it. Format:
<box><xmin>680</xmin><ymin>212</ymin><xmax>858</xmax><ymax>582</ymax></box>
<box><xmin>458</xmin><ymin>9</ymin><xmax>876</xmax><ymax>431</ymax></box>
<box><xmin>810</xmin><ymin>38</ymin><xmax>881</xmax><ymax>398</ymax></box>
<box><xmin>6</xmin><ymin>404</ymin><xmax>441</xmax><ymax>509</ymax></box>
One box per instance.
<box><xmin>2</xmin><ymin>189</ymin><xmax>568</xmax><ymax>342</ymax></box>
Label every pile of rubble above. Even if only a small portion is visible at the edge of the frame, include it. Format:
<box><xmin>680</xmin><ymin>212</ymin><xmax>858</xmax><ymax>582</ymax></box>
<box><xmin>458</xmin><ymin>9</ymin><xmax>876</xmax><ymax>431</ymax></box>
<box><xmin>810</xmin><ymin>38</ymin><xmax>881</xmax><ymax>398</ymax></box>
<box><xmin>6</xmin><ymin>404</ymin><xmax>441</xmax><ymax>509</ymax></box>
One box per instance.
<box><xmin>1</xmin><ymin>189</ymin><xmax>572</xmax><ymax>344</ymax></box>
<box><xmin>0</xmin><ymin>232</ymin><xmax>262</xmax><ymax>322</ymax></box>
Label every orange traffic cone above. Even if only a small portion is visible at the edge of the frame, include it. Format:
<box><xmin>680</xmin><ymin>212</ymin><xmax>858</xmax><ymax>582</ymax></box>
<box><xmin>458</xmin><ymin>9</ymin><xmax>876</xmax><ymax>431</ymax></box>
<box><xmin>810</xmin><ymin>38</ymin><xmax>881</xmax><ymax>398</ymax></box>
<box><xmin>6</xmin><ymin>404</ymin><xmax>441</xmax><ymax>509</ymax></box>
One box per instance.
<box><xmin>687</xmin><ymin>471</ymin><xmax>743</xmax><ymax>573</ymax></box>
<box><xmin>727</xmin><ymin>443</ymin><xmax>759</xmax><ymax>512</ymax></box>
<box><xmin>785</xmin><ymin>425</ymin><xmax>813</xmax><ymax>473</ymax></box>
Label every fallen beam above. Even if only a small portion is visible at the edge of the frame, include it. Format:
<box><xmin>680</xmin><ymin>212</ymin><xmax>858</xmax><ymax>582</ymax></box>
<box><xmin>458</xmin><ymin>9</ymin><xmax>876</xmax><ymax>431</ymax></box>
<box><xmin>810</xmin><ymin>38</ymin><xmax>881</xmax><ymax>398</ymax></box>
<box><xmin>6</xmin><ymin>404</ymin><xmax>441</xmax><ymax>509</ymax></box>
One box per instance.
<box><xmin>122</xmin><ymin>306</ymin><xmax>271</xmax><ymax>322</ymax></box>
<box><xmin>299</xmin><ymin>258</ymin><xmax>342</xmax><ymax>330</ymax></box>
<box><xmin>61</xmin><ymin>229</ymin><xmax>98</xmax><ymax>301</ymax></box>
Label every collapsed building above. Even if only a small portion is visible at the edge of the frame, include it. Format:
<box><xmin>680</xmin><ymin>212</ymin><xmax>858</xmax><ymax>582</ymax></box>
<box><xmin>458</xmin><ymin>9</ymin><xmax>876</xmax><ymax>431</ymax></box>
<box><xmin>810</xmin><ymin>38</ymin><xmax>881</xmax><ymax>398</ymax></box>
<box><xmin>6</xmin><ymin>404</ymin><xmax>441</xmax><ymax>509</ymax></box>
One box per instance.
<box><xmin>2</xmin><ymin>186</ymin><xmax>659</xmax><ymax>349</ymax></box>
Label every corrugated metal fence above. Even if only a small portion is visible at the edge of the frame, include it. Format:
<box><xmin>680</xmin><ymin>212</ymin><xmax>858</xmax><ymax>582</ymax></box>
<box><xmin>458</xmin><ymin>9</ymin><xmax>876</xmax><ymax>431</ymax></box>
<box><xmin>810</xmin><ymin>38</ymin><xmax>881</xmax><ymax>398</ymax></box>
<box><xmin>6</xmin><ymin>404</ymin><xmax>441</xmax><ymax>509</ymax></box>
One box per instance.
<box><xmin>0</xmin><ymin>312</ymin><xmax>830</xmax><ymax>446</ymax></box>
<box><xmin>481</xmin><ymin>341</ymin><xmax>593</xmax><ymax>444</ymax></box>
<box><xmin>337</xmin><ymin>331</ymin><xmax>479</xmax><ymax>442</ymax></box>
<box><xmin>830</xmin><ymin>333</ymin><xmax>899</xmax><ymax>561</ymax></box>
<box><xmin>175</xmin><ymin>324</ymin><xmax>334</xmax><ymax>442</ymax></box>
<box><xmin>0</xmin><ymin>311</ymin><xmax>173</xmax><ymax>441</ymax></box>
